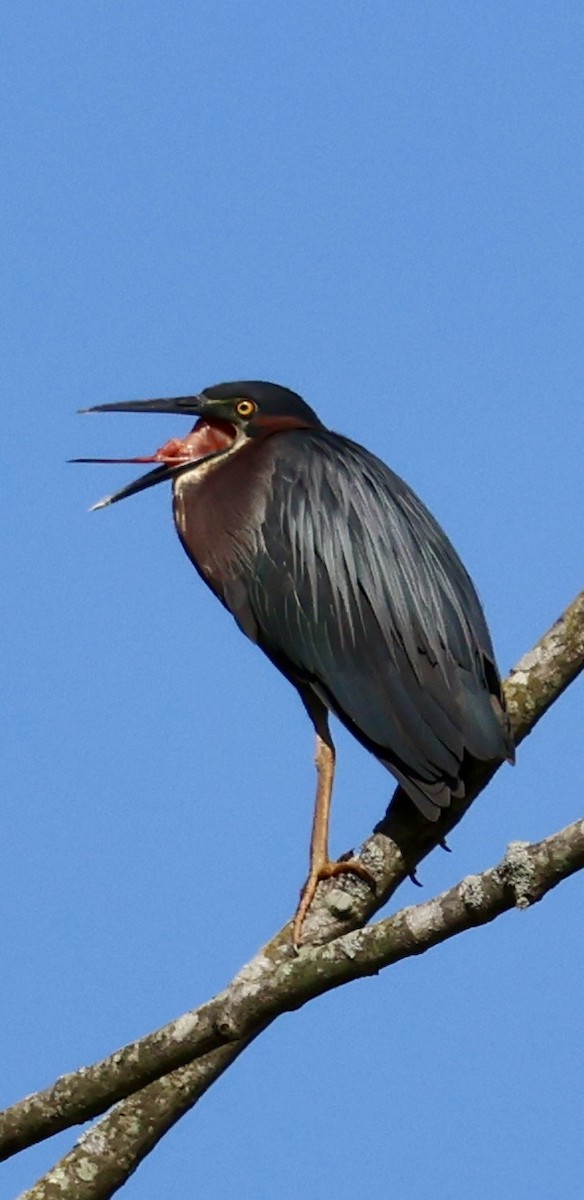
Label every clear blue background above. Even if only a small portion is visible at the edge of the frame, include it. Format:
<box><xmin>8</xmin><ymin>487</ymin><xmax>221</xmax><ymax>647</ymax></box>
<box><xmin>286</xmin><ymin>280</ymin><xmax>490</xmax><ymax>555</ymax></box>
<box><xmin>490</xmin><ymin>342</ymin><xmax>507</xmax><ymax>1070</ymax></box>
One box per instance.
<box><xmin>2</xmin><ymin>4</ymin><xmax>583</xmax><ymax>1197</ymax></box>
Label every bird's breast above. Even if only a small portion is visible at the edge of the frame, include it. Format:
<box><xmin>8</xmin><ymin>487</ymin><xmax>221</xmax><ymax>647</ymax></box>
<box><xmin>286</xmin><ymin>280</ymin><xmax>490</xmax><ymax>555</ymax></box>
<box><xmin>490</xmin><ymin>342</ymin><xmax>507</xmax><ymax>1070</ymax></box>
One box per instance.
<box><xmin>172</xmin><ymin>442</ymin><xmax>271</xmax><ymax>602</ymax></box>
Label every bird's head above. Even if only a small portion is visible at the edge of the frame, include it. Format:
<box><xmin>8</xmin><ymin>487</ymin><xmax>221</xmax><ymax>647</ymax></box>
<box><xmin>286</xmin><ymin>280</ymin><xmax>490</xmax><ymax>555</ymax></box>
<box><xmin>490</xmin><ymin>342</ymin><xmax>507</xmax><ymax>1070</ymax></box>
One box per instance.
<box><xmin>74</xmin><ymin>380</ymin><xmax>323</xmax><ymax>509</ymax></box>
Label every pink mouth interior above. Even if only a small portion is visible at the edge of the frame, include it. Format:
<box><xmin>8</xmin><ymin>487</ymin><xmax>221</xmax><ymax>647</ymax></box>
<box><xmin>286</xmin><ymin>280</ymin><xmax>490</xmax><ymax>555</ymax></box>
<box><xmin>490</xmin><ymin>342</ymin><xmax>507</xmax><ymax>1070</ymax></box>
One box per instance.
<box><xmin>80</xmin><ymin>417</ymin><xmax>237</xmax><ymax>466</ymax></box>
<box><xmin>150</xmin><ymin>417</ymin><xmax>236</xmax><ymax>464</ymax></box>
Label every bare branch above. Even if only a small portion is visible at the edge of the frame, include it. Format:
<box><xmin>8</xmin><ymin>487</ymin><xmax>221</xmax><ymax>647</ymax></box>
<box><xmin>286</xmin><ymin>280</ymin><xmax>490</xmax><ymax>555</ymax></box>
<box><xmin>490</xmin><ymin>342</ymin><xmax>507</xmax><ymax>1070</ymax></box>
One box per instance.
<box><xmin>8</xmin><ymin>590</ymin><xmax>584</xmax><ymax>1199</ymax></box>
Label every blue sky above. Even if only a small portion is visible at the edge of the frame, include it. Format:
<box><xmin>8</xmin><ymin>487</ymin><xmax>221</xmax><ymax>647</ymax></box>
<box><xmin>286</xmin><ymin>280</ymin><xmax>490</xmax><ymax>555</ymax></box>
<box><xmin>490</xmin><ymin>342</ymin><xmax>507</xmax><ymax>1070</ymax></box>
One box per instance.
<box><xmin>2</xmin><ymin>3</ymin><xmax>583</xmax><ymax>1197</ymax></box>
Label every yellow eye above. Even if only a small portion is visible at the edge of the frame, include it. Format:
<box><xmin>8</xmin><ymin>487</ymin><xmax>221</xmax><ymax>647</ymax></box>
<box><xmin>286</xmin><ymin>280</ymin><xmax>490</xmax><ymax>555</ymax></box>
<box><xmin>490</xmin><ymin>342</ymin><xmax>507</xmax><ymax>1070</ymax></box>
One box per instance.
<box><xmin>235</xmin><ymin>399</ymin><xmax>256</xmax><ymax>418</ymax></box>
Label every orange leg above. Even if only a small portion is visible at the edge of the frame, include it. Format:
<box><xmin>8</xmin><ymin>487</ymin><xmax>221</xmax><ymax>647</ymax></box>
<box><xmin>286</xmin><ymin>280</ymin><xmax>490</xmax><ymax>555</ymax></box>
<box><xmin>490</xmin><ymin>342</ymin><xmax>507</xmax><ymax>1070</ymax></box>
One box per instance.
<box><xmin>293</xmin><ymin>721</ymin><xmax>375</xmax><ymax>948</ymax></box>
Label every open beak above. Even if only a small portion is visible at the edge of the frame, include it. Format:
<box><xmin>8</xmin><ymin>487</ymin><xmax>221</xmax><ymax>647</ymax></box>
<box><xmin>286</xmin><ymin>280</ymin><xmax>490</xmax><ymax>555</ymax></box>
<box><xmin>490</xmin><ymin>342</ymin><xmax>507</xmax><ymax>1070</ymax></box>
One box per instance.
<box><xmin>73</xmin><ymin>395</ymin><xmax>236</xmax><ymax>509</ymax></box>
<box><xmin>72</xmin><ymin>461</ymin><xmax>191</xmax><ymax>511</ymax></box>
<box><xmin>79</xmin><ymin>394</ymin><xmax>207</xmax><ymax>417</ymax></box>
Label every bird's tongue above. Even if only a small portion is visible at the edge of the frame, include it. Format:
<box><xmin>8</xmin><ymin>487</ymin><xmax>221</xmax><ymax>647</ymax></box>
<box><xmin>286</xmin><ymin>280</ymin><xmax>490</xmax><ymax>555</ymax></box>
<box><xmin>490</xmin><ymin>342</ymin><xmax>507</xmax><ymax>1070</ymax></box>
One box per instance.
<box><xmin>76</xmin><ymin>418</ymin><xmax>236</xmax><ymax>466</ymax></box>
<box><xmin>140</xmin><ymin>417</ymin><xmax>236</xmax><ymax>464</ymax></box>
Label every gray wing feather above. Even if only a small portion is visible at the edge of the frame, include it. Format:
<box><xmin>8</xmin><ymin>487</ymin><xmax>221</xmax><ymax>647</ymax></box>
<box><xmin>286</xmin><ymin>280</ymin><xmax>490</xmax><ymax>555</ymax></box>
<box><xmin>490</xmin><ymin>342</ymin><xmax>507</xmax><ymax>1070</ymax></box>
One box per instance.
<box><xmin>246</xmin><ymin>430</ymin><xmax>511</xmax><ymax>815</ymax></box>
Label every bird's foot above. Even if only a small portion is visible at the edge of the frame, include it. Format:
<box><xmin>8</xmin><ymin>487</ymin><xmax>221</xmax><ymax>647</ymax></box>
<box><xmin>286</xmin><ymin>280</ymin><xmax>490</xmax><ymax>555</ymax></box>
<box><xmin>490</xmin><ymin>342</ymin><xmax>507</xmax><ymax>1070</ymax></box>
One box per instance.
<box><xmin>293</xmin><ymin>857</ymin><xmax>376</xmax><ymax>949</ymax></box>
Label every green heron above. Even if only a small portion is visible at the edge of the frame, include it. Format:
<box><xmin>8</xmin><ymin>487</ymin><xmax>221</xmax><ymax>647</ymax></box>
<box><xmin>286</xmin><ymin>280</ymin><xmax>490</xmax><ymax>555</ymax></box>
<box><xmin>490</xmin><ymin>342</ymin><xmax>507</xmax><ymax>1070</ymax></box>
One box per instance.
<box><xmin>77</xmin><ymin>380</ymin><xmax>514</xmax><ymax>945</ymax></box>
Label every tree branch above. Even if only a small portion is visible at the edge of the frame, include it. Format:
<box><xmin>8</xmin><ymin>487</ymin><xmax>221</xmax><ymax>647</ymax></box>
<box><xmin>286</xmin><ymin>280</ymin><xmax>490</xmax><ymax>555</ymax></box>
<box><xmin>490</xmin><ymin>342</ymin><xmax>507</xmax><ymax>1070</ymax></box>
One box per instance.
<box><xmin>8</xmin><ymin>590</ymin><xmax>584</xmax><ymax>1200</ymax></box>
<box><xmin>17</xmin><ymin>816</ymin><xmax>584</xmax><ymax>1200</ymax></box>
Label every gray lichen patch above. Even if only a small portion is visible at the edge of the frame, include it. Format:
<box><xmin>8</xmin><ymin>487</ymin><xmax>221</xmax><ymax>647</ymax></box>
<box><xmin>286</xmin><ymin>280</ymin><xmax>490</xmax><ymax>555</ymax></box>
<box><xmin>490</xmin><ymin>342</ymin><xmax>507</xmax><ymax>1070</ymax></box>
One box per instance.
<box><xmin>404</xmin><ymin>896</ymin><xmax>443</xmax><ymax>938</ymax></box>
<box><xmin>76</xmin><ymin>1127</ymin><xmax>109</xmax><ymax>1156</ymax></box>
<box><xmin>337</xmin><ymin>929</ymin><xmax>368</xmax><ymax>960</ymax></box>
<box><xmin>171</xmin><ymin>1012</ymin><xmax>200</xmax><ymax>1041</ymax></box>
<box><xmin>230</xmin><ymin>953</ymin><xmax>273</xmax><ymax>998</ymax></box>
<box><xmin>326</xmin><ymin>889</ymin><xmax>356</xmax><ymax>919</ymax></box>
<box><xmin>460</xmin><ymin>873</ymin><xmax>486</xmax><ymax>912</ymax></box>
<box><xmin>501</xmin><ymin>840</ymin><xmax>536</xmax><ymax>909</ymax></box>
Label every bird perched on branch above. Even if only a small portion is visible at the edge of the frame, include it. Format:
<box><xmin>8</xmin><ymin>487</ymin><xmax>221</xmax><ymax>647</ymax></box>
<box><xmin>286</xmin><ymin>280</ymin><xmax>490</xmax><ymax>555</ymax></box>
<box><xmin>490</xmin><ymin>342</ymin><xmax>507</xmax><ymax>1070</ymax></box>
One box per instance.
<box><xmin>76</xmin><ymin>380</ymin><xmax>514</xmax><ymax>945</ymax></box>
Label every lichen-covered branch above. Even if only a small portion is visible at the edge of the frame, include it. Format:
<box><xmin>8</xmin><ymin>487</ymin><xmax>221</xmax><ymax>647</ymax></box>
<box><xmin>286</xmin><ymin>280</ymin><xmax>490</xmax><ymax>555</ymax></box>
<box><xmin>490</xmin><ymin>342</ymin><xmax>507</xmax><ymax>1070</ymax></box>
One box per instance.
<box><xmin>504</xmin><ymin>589</ymin><xmax>584</xmax><ymax>741</ymax></box>
<box><xmin>7</xmin><ymin>590</ymin><xmax>584</xmax><ymax>1200</ymax></box>
<box><xmin>18</xmin><ymin>816</ymin><xmax>584</xmax><ymax>1200</ymax></box>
